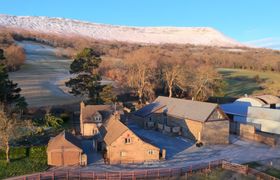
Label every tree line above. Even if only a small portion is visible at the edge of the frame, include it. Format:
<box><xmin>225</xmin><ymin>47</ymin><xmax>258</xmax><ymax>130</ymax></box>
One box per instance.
<box><xmin>2</xmin><ymin>27</ymin><xmax>280</xmax><ymax>73</ymax></box>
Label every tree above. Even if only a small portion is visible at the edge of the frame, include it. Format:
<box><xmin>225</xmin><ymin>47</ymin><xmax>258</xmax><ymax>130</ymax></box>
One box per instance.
<box><xmin>125</xmin><ymin>48</ymin><xmax>157</xmax><ymax>104</ymax></box>
<box><xmin>188</xmin><ymin>65</ymin><xmax>225</xmax><ymax>101</ymax></box>
<box><xmin>66</xmin><ymin>48</ymin><xmax>103</xmax><ymax>104</ymax></box>
<box><xmin>100</xmin><ymin>84</ymin><xmax>116</xmax><ymax>104</ymax></box>
<box><xmin>0</xmin><ymin>48</ymin><xmax>26</xmax><ymax>112</ymax></box>
<box><xmin>160</xmin><ymin>57</ymin><xmax>185</xmax><ymax>98</ymax></box>
<box><xmin>0</xmin><ymin>111</ymin><xmax>31</xmax><ymax>163</ymax></box>
<box><xmin>44</xmin><ymin>113</ymin><xmax>63</xmax><ymax>129</ymax></box>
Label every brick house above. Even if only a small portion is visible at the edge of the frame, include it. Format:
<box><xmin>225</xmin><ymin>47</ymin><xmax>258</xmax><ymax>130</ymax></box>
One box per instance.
<box><xmin>47</xmin><ymin>131</ymin><xmax>87</xmax><ymax>166</ymax></box>
<box><xmin>80</xmin><ymin>102</ymin><xmax>114</xmax><ymax>137</ymax></box>
<box><xmin>133</xmin><ymin>96</ymin><xmax>230</xmax><ymax>145</ymax></box>
<box><xmin>99</xmin><ymin>116</ymin><xmax>161</xmax><ymax>164</ymax></box>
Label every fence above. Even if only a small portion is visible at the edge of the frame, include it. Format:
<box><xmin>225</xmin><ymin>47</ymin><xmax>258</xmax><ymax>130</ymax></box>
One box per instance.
<box><xmin>8</xmin><ymin>160</ymin><xmax>279</xmax><ymax>180</ymax></box>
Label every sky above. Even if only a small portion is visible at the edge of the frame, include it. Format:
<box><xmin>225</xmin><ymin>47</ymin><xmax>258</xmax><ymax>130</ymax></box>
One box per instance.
<box><xmin>0</xmin><ymin>0</ymin><xmax>279</xmax><ymax>49</ymax></box>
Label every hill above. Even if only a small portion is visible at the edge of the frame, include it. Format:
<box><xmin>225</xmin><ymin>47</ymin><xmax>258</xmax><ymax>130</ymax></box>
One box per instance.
<box><xmin>0</xmin><ymin>14</ymin><xmax>243</xmax><ymax>47</ymax></box>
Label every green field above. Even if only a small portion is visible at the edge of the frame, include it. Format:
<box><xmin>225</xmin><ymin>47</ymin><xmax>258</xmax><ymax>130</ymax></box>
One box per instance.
<box><xmin>218</xmin><ymin>68</ymin><xmax>280</xmax><ymax>97</ymax></box>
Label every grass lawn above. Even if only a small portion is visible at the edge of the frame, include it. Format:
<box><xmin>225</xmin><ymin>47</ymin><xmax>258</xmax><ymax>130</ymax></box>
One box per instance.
<box><xmin>218</xmin><ymin>68</ymin><xmax>280</xmax><ymax>97</ymax></box>
<box><xmin>188</xmin><ymin>168</ymin><xmax>255</xmax><ymax>180</ymax></box>
<box><xmin>264</xmin><ymin>168</ymin><xmax>280</xmax><ymax>178</ymax></box>
<box><xmin>0</xmin><ymin>146</ymin><xmax>48</xmax><ymax>179</ymax></box>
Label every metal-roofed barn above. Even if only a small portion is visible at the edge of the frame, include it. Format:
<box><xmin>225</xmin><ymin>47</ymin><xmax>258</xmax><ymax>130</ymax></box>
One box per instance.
<box><xmin>133</xmin><ymin>96</ymin><xmax>230</xmax><ymax>145</ymax></box>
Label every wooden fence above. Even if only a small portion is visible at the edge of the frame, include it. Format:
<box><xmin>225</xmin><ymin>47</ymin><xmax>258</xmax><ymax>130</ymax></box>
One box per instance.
<box><xmin>8</xmin><ymin>160</ymin><xmax>279</xmax><ymax>180</ymax></box>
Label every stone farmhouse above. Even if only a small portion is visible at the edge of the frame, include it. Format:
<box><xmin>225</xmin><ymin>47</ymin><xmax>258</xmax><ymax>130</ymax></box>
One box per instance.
<box><xmin>80</xmin><ymin>102</ymin><xmax>114</xmax><ymax>137</ymax></box>
<box><xmin>47</xmin><ymin>131</ymin><xmax>87</xmax><ymax>166</ymax></box>
<box><xmin>132</xmin><ymin>96</ymin><xmax>230</xmax><ymax>145</ymax></box>
<box><xmin>99</xmin><ymin>115</ymin><xmax>161</xmax><ymax>164</ymax></box>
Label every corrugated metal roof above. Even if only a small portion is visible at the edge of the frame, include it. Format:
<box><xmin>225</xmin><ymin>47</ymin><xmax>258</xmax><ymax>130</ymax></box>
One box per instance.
<box><xmin>255</xmin><ymin>95</ymin><xmax>280</xmax><ymax>105</ymax></box>
<box><xmin>248</xmin><ymin>106</ymin><xmax>280</xmax><ymax>122</ymax></box>
<box><xmin>134</xmin><ymin>96</ymin><xmax>218</xmax><ymax>122</ymax></box>
<box><xmin>220</xmin><ymin>101</ymin><xmax>251</xmax><ymax>117</ymax></box>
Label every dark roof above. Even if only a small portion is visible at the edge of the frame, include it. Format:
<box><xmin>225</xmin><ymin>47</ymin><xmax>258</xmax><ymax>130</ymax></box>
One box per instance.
<box><xmin>134</xmin><ymin>96</ymin><xmax>218</xmax><ymax>122</ymax></box>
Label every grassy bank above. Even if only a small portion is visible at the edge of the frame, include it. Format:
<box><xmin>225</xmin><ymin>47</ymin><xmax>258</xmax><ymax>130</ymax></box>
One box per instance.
<box><xmin>218</xmin><ymin>68</ymin><xmax>280</xmax><ymax>97</ymax></box>
<box><xmin>0</xmin><ymin>146</ymin><xmax>48</xmax><ymax>179</ymax></box>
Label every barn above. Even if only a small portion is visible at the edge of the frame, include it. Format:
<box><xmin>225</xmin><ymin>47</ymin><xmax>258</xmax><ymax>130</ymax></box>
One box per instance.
<box><xmin>133</xmin><ymin>96</ymin><xmax>230</xmax><ymax>145</ymax></box>
<box><xmin>221</xmin><ymin>95</ymin><xmax>280</xmax><ymax>135</ymax></box>
<box><xmin>47</xmin><ymin>131</ymin><xmax>87</xmax><ymax>166</ymax></box>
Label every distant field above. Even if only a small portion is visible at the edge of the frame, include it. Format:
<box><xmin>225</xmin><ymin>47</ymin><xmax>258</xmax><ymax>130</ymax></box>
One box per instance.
<box><xmin>218</xmin><ymin>68</ymin><xmax>280</xmax><ymax>97</ymax></box>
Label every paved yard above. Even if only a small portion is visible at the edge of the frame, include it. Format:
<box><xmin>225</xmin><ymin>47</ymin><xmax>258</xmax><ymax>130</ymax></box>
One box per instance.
<box><xmin>61</xmin><ymin>122</ymin><xmax>280</xmax><ymax>172</ymax></box>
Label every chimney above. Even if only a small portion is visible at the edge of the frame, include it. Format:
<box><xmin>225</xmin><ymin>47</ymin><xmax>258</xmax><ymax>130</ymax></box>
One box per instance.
<box><xmin>80</xmin><ymin>101</ymin><xmax>85</xmax><ymax>109</ymax></box>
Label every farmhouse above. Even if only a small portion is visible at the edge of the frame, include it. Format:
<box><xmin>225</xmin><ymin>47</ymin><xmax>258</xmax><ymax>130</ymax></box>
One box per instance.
<box><xmin>47</xmin><ymin>131</ymin><xmax>87</xmax><ymax>166</ymax></box>
<box><xmin>133</xmin><ymin>96</ymin><xmax>230</xmax><ymax>145</ymax></box>
<box><xmin>80</xmin><ymin>102</ymin><xmax>114</xmax><ymax>137</ymax></box>
<box><xmin>99</xmin><ymin>116</ymin><xmax>161</xmax><ymax>164</ymax></box>
<box><xmin>221</xmin><ymin>95</ymin><xmax>280</xmax><ymax>135</ymax></box>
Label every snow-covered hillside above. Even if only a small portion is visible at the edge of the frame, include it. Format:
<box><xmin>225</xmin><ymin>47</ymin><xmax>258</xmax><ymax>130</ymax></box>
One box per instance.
<box><xmin>0</xmin><ymin>14</ymin><xmax>243</xmax><ymax>47</ymax></box>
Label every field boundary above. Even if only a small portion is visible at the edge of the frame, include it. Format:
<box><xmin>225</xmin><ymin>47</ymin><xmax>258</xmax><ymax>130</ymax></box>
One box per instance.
<box><xmin>7</xmin><ymin>160</ymin><xmax>279</xmax><ymax>180</ymax></box>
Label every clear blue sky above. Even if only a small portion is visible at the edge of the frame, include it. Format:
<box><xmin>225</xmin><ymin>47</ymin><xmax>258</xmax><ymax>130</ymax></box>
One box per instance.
<box><xmin>0</xmin><ymin>0</ymin><xmax>279</xmax><ymax>48</ymax></box>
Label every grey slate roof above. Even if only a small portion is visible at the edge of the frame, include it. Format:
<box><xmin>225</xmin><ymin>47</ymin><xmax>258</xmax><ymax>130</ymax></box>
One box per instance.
<box><xmin>99</xmin><ymin>116</ymin><xmax>129</xmax><ymax>145</ymax></box>
<box><xmin>134</xmin><ymin>96</ymin><xmax>218</xmax><ymax>122</ymax></box>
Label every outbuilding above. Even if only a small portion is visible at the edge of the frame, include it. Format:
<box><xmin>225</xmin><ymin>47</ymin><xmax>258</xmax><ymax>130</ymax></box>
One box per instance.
<box><xmin>133</xmin><ymin>96</ymin><xmax>230</xmax><ymax>145</ymax></box>
<box><xmin>47</xmin><ymin>131</ymin><xmax>87</xmax><ymax>166</ymax></box>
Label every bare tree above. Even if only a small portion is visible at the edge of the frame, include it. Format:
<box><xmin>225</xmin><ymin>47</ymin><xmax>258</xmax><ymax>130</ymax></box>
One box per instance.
<box><xmin>0</xmin><ymin>111</ymin><xmax>31</xmax><ymax>163</ymax></box>
<box><xmin>188</xmin><ymin>65</ymin><xmax>224</xmax><ymax>101</ymax></box>
<box><xmin>161</xmin><ymin>57</ymin><xmax>185</xmax><ymax>97</ymax></box>
<box><xmin>124</xmin><ymin>48</ymin><xmax>157</xmax><ymax>104</ymax></box>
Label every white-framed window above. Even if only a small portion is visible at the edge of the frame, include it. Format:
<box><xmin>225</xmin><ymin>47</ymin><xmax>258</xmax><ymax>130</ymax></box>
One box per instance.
<box><xmin>148</xmin><ymin>150</ymin><xmax>154</xmax><ymax>155</ymax></box>
<box><xmin>124</xmin><ymin>138</ymin><xmax>131</xmax><ymax>144</ymax></box>
<box><xmin>120</xmin><ymin>151</ymin><xmax>126</xmax><ymax>157</ymax></box>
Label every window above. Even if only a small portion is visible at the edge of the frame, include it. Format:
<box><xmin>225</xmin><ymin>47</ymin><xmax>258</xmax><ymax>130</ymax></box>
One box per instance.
<box><xmin>124</xmin><ymin>138</ymin><xmax>131</xmax><ymax>144</ymax></box>
<box><xmin>93</xmin><ymin>129</ymin><xmax>98</xmax><ymax>135</ymax></box>
<box><xmin>120</xmin><ymin>151</ymin><xmax>126</xmax><ymax>157</ymax></box>
<box><xmin>148</xmin><ymin>150</ymin><xmax>154</xmax><ymax>155</ymax></box>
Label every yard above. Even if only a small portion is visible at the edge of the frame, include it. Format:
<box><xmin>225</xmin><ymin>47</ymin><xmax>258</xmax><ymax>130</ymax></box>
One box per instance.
<box><xmin>76</xmin><ymin>122</ymin><xmax>280</xmax><ymax>173</ymax></box>
<box><xmin>0</xmin><ymin>146</ymin><xmax>48</xmax><ymax>179</ymax></box>
<box><xmin>218</xmin><ymin>68</ymin><xmax>280</xmax><ymax>97</ymax></box>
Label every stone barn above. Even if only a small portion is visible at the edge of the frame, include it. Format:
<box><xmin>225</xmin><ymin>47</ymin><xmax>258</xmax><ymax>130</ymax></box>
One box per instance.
<box><xmin>80</xmin><ymin>102</ymin><xmax>114</xmax><ymax>137</ymax></box>
<box><xmin>47</xmin><ymin>131</ymin><xmax>87</xmax><ymax>166</ymax></box>
<box><xmin>133</xmin><ymin>96</ymin><xmax>230</xmax><ymax>145</ymax></box>
<box><xmin>99</xmin><ymin>116</ymin><xmax>161</xmax><ymax>164</ymax></box>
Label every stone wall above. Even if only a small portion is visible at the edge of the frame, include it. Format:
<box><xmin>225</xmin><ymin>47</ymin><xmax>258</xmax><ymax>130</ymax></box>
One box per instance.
<box><xmin>201</xmin><ymin>120</ymin><xmax>230</xmax><ymax>145</ymax></box>
<box><xmin>81</xmin><ymin>123</ymin><xmax>99</xmax><ymax>136</ymax></box>
<box><xmin>232</xmin><ymin>122</ymin><xmax>276</xmax><ymax>146</ymax></box>
<box><xmin>106</xmin><ymin>130</ymin><xmax>160</xmax><ymax>164</ymax></box>
<box><xmin>167</xmin><ymin>116</ymin><xmax>202</xmax><ymax>140</ymax></box>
